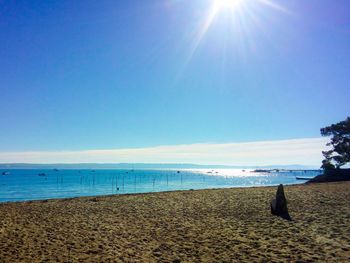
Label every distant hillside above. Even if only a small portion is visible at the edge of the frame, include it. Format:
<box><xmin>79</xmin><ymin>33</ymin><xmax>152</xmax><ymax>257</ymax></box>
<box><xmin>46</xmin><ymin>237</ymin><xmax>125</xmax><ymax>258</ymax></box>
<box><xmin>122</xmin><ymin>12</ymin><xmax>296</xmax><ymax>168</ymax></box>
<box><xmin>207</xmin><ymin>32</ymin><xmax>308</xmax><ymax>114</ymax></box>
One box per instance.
<box><xmin>0</xmin><ymin>163</ymin><xmax>319</xmax><ymax>170</ymax></box>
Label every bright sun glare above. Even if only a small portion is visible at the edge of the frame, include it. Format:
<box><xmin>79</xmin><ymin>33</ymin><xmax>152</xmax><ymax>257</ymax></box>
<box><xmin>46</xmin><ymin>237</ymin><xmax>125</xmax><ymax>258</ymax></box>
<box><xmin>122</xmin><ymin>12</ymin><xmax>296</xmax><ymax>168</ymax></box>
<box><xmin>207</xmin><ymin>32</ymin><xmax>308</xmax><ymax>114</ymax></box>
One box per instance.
<box><xmin>183</xmin><ymin>0</ymin><xmax>287</xmax><ymax>67</ymax></box>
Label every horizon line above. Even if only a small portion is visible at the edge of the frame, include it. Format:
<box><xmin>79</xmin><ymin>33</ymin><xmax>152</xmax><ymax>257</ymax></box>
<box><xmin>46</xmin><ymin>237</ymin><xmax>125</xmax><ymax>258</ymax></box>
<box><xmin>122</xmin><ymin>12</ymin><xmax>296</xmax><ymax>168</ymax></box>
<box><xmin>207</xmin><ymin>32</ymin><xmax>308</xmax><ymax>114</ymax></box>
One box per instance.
<box><xmin>0</xmin><ymin>137</ymin><xmax>328</xmax><ymax>166</ymax></box>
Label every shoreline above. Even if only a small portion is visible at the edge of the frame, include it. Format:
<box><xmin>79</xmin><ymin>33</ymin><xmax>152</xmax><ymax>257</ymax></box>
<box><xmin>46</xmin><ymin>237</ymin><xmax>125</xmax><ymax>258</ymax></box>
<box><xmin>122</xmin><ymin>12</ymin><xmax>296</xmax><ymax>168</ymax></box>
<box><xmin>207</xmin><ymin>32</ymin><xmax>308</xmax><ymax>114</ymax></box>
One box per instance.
<box><xmin>0</xmin><ymin>183</ymin><xmax>306</xmax><ymax>204</ymax></box>
<box><xmin>1</xmin><ymin>181</ymin><xmax>349</xmax><ymax>262</ymax></box>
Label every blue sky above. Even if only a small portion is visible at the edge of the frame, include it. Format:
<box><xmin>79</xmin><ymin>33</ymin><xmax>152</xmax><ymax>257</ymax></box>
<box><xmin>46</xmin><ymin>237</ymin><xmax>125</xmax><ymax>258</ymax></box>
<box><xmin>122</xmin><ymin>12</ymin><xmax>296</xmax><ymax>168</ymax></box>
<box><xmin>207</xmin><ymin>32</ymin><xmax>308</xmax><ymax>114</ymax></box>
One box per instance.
<box><xmin>0</xmin><ymin>0</ymin><xmax>349</xmax><ymax>164</ymax></box>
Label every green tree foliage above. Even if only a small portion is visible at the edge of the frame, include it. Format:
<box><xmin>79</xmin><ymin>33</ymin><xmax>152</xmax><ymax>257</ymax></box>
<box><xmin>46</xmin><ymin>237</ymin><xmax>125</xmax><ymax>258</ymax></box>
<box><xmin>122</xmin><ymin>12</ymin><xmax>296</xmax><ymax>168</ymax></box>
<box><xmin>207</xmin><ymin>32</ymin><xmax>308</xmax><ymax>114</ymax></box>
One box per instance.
<box><xmin>321</xmin><ymin>117</ymin><xmax>350</xmax><ymax>169</ymax></box>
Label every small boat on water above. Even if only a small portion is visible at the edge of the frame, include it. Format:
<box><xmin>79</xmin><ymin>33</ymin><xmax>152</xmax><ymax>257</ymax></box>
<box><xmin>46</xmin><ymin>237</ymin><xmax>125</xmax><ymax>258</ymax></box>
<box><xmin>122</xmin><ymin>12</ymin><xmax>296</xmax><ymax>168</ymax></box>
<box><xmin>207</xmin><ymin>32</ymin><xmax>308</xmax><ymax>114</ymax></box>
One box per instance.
<box><xmin>38</xmin><ymin>173</ymin><xmax>47</xmax><ymax>176</ymax></box>
<box><xmin>296</xmin><ymin>177</ymin><xmax>313</xmax><ymax>180</ymax></box>
<box><xmin>2</xmin><ymin>171</ymin><xmax>10</xmax><ymax>175</ymax></box>
<box><xmin>253</xmin><ymin>169</ymin><xmax>271</xmax><ymax>173</ymax></box>
<box><xmin>53</xmin><ymin>168</ymin><xmax>59</xmax><ymax>172</ymax></box>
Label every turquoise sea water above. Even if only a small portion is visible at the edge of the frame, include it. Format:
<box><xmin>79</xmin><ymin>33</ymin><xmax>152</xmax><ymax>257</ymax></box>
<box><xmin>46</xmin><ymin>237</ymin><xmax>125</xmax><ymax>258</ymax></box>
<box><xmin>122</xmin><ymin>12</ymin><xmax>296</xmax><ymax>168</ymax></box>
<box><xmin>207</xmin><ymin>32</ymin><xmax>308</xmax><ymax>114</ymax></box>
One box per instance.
<box><xmin>0</xmin><ymin>169</ymin><xmax>321</xmax><ymax>202</ymax></box>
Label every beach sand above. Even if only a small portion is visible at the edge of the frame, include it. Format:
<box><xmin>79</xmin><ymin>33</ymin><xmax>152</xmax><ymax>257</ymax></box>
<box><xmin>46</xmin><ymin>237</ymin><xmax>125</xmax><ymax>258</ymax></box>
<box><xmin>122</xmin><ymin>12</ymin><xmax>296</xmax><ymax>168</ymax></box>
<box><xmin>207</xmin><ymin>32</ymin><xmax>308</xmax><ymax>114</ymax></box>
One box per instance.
<box><xmin>0</xmin><ymin>182</ymin><xmax>349</xmax><ymax>262</ymax></box>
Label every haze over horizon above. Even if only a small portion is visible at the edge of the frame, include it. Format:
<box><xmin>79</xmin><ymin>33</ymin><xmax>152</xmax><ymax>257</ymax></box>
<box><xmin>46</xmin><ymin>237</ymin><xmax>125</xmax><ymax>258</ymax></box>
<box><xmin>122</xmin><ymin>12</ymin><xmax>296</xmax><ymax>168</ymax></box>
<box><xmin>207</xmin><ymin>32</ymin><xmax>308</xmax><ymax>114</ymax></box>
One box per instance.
<box><xmin>0</xmin><ymin>138</ymin><xmax>327</xmax><ymax>167</ymax></box>
<box><xmin>1</xmin><ymin>0</ymin><xmax>349</xmax><ymax>164</ymax></box>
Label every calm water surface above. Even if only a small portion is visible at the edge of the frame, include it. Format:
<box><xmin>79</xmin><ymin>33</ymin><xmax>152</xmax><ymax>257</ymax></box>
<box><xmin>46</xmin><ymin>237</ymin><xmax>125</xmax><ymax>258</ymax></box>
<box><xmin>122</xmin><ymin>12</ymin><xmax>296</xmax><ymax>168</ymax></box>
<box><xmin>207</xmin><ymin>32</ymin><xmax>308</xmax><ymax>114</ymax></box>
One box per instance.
<box><xmin>0</xmin><ymin>169</ymin><xmax>321</xmax><ymax>202</ymax></box>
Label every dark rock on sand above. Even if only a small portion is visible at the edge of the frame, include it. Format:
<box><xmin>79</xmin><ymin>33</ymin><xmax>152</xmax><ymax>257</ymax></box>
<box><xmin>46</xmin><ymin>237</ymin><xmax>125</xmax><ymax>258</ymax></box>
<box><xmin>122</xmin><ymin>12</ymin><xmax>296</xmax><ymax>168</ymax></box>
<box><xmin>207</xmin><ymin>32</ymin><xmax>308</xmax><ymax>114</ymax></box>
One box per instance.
<box><xmin>270</xmin><ymin>184</ymin><xmax>291</xmax><ymax>220</ymax></box>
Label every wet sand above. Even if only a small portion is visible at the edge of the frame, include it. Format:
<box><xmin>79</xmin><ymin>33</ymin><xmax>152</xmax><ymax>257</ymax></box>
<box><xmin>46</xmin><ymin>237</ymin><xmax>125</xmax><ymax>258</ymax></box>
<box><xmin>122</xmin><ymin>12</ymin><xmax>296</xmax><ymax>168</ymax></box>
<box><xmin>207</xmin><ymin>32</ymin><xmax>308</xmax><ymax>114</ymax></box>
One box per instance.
<box><xmin>0</xmin><ymin>182</ymin><xmax>349</xmax><ymax>262</ymax></box>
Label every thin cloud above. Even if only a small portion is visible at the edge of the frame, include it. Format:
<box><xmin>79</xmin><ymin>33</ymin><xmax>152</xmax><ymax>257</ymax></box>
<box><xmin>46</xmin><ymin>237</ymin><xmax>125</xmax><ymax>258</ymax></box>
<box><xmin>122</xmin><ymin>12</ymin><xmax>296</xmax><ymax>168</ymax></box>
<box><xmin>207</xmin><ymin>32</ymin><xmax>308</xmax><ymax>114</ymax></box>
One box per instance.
<box><xmin>0</xmin><ymin>137</ymin><xmax>328</xmax><ymax>166</ymax></box>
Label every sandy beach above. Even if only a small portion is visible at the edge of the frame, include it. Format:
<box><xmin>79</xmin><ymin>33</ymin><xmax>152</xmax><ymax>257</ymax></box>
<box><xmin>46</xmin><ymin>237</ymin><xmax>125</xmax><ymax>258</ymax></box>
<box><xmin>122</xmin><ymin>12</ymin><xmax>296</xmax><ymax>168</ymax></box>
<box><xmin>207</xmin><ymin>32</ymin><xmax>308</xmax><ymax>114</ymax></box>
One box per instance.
<box><xmin>0</xmin><ymin>182</ymin><xmax>349</xmax><ymax>262</ymax></box>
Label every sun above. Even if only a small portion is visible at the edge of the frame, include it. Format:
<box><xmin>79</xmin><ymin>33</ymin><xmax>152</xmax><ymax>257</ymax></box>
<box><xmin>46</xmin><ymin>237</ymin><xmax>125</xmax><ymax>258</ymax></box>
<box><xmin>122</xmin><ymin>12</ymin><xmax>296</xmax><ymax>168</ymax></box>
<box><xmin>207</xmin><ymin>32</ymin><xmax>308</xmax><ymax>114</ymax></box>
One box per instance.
<box><xmin>182</xmin><ymin>0</ymin><xmax>287</xmax><ymax>69</ymax></box>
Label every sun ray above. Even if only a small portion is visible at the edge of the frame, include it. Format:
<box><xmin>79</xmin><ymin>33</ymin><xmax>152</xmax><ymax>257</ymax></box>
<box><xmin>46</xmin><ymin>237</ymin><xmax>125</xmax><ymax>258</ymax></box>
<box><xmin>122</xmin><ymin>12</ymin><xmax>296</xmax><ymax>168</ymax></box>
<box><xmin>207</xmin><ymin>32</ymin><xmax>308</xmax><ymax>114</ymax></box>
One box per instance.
<box><xmin>184</xmin><ymin>4</ymin><xmax>220</xmax><ymax>67</ymax></box>
<box><xmin>174</xmin><ymin>0</ymin><xmax>289</xmax><ymax>84</ymax></box>
<box><xmin>257</xmin><ymin>0</ymin><xmax>289</xmax><ymax>14</ymax></box>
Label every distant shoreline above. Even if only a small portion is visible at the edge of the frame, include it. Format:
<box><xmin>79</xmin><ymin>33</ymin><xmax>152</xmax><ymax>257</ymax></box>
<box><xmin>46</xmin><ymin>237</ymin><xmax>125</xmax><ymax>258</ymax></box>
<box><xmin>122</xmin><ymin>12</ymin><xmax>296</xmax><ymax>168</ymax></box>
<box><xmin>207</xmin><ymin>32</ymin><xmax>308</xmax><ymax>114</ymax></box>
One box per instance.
<box><xmin>0</xmin><ymin>163</ymin><xmax>320</xmax><ymax>170</ymax></box>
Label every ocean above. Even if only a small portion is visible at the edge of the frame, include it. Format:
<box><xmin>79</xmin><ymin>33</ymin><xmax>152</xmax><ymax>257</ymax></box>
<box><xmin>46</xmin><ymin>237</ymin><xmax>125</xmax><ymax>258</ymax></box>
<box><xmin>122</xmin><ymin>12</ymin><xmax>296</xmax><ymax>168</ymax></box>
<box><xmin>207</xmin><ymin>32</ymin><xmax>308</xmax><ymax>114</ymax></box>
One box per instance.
<box><xmin>0</xmin><ymin>169</ymin><xmax>321</xmax><ymax>202</ymax></box>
